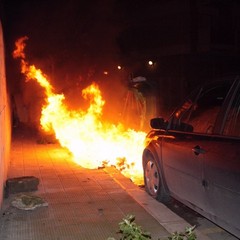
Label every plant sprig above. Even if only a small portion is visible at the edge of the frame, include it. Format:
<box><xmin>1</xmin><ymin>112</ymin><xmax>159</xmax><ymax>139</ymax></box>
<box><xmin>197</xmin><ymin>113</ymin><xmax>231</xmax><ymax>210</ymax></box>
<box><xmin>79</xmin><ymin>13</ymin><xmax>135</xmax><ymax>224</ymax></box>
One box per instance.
<box><xmin>108</xmin><ymin>215</ymin><xmax>197</xmax><ymax>240</ymax></box>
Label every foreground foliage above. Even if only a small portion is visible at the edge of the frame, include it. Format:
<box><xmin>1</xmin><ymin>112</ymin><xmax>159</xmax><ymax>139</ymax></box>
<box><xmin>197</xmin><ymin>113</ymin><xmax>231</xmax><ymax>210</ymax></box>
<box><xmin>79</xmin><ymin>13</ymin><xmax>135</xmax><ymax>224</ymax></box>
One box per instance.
<box><xmin>108</xmin><ymin>215</ymin><xmax>197</xmax><ymax>240</ymax></box>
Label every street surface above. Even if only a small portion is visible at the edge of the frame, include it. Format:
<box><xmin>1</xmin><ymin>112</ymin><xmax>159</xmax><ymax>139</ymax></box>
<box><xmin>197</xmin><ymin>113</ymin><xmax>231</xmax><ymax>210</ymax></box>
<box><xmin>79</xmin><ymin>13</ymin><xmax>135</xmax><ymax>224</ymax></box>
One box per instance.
<box><xmin>160</xmin><ymin>196</ymin><xmax>239</xmax><ymax>240</ymax></box>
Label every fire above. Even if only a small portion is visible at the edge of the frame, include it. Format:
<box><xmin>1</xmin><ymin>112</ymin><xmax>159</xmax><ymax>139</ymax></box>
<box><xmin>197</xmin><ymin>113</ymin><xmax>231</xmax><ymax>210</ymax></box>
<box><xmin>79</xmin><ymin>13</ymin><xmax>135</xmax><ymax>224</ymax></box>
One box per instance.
<box><xmin>13</xmin><ymin>37</ymin><xmax>146</xmax><ymax>185</ymax></box>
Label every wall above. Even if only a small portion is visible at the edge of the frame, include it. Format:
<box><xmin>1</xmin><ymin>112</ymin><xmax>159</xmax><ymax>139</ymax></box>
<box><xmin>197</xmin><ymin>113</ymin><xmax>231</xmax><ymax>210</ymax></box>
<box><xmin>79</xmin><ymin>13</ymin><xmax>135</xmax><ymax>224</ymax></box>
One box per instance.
<box><xmin>0</xmin><ymin>20</ymin><xmax>11</xmax><ymax>208</ymax></box>
<box><xmin>118</xmin><ymin>0</ymin><xmax>240</xmax><ymax>116</ymax></box>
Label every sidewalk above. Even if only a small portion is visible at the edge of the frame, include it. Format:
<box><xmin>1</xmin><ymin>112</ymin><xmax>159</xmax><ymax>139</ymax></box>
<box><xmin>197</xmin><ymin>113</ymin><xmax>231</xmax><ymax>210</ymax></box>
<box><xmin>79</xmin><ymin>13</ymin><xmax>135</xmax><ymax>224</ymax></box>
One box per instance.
<box><xmin>0</xmin><ymin>127</ymin><xmax>172</xmax><ymax>240</ymax></box>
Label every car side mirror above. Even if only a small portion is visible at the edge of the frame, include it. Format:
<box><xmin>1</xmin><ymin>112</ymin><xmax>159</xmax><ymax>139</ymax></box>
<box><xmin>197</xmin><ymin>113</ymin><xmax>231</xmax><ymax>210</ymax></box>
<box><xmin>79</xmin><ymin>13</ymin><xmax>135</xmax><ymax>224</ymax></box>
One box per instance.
<box><xmin>150</xmin><ymin>118</ymin><xmax>167</xmax><ymax>130</ymax></box>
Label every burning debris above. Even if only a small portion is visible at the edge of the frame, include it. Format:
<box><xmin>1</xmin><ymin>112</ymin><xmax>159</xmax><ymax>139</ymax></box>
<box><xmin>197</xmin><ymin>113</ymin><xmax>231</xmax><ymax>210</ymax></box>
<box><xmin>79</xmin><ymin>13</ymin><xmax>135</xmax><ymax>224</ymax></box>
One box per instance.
<box><xmin>13</xmin><ymin>37</ymin><xmax>146</xmax><ymax>185</ymax></box>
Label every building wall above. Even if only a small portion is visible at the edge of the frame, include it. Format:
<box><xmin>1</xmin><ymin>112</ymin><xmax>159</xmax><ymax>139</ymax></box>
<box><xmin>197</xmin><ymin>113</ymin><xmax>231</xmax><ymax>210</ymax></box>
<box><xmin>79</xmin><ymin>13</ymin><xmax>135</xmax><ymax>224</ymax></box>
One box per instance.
<box><xmin>118</xmin><ymin>0</ymin><xmax>240</xmax><ymax>117</ymax></box>
<box><xmin>0</xmin><ymin>20</ymin><xmax>11</xmax><ymax>208</ymax></box>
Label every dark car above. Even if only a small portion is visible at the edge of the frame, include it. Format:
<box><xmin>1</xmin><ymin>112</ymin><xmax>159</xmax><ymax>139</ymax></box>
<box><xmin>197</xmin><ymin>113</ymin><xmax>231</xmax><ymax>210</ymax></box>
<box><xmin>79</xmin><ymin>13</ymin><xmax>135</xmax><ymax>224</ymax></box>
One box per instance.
<box><xmin>142</xmin><ymin>77</ymin><xmax>240</xmax><ymax>238</ymax></box>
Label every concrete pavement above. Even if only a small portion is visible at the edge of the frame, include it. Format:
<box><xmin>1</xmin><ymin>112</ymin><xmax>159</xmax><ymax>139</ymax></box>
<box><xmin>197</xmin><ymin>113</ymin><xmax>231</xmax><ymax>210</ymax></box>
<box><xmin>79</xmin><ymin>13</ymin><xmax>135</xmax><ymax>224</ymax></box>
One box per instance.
<box><xmin>0</xmin><ymin>126</ymin><xmax>216</xmax><ymax>239</ymax></box>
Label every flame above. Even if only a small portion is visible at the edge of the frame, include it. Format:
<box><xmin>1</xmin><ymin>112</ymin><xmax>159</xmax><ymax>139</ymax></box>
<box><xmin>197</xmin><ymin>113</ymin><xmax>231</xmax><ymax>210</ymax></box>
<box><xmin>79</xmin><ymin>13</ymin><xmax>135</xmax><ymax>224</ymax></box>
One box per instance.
<box><xmin>13</xmin><ymin>37</ymin><xmax>146</xmax><ymax>185</ymax></box>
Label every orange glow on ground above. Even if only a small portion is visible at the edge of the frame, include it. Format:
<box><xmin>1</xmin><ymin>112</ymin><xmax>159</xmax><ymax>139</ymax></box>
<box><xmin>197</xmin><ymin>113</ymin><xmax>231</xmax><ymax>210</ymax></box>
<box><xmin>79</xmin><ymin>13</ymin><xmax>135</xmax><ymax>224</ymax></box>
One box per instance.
<box><xmin>13</xmin><ymin>36</ymin><xmax>146</xmax><ymax>185</ymax></box>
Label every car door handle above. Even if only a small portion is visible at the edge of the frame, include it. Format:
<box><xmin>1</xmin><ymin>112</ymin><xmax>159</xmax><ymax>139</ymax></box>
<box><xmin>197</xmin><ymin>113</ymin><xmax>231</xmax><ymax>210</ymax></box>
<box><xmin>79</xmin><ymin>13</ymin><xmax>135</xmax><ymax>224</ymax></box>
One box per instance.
<box><xmin>192</xmin><ymin>145</ymin><xmax>206</xmax><ymax>155</ymax></box>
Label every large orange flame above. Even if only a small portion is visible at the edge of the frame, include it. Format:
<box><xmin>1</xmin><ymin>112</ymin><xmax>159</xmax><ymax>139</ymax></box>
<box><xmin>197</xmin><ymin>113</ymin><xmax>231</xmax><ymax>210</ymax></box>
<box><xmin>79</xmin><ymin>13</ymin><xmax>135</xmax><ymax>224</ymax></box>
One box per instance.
<box><xmin>13</xmin><ymin>37</ymin><xmax>146</xmax><ymax>185</ymax></box>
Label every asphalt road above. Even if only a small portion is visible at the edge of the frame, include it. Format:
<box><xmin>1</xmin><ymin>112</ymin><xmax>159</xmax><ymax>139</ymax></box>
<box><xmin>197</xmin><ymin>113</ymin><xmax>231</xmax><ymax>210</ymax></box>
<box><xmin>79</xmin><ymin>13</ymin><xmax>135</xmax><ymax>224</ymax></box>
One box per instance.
<box><xmin>163</xmin><ymin>197</ymin><xmax>239</xmax><ymax>240</ymax></box>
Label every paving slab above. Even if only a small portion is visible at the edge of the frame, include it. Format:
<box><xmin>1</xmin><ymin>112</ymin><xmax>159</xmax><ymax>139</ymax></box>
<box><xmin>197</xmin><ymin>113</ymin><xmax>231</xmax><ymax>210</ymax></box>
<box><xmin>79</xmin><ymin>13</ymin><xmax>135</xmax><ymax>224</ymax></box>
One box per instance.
<box><xmin>2</xmin><ymin>126</ymin><xmax>229</xmax><ymax>239</ymax></box>
<box><xmin>0</xmin><ymin>127</ymin><xmax>171</xmax><ymax>240</ymax></box>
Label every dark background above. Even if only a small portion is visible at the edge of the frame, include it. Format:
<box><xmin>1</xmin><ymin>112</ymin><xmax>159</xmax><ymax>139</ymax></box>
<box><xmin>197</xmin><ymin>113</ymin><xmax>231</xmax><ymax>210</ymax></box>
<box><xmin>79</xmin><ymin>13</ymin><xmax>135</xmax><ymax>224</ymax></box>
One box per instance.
<box><xmin>1</xmin><ymin>0</ymin><xmax>240</xmax><ymax>130</ymax></box>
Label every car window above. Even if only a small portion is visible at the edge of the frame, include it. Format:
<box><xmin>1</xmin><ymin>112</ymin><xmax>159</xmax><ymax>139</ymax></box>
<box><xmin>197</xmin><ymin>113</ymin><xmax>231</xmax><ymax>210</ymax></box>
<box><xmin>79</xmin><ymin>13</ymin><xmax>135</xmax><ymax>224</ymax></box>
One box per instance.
<box><xmin>173</xmin><ymin>83</ymin><xmax>231</xmax><ymax>134</ymax></box>
<box><xmin>223</xmin><ymin>87</ymin><xmax>240</xmax><ymax>137</ymax></box>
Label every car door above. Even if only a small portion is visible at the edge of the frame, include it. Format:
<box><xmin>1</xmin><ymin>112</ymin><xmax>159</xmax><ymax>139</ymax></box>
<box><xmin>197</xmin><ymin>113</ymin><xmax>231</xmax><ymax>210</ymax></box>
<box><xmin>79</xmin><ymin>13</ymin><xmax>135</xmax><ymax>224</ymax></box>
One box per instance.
<box><xmin>202</xmin><ymin>81</ymin><xmax>240</xmax><ymax>238</ymax></box>
<box><xmin>161</xmin><ymin>80</ymin><xmax>234</xmax><ymax>215</ymax></box>
<box><xmin>162</xmin><ymin>131</ymin><xmax>209</xmax><ymax>211</ymax></box>
<box><xmin>202</xmin><ymin>135</ymin><xmax>240</xmax><ymax>238</ymax></box>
